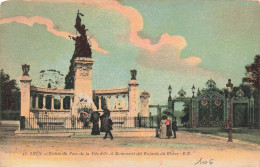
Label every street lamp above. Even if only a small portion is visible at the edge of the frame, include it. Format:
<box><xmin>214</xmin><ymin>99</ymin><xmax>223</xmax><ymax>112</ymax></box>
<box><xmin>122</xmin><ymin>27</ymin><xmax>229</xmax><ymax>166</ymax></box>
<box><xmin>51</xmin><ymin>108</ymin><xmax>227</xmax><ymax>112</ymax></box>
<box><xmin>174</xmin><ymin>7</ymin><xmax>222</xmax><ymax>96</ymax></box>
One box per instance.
<box><xmin>226</xmin><ymin>79</ymin><xmax>233</xmax><ymax>142</ymax></box>
<box><xmin>168</xmin><ymin>85</ymin><xmax>172</xmax><ymax>101</ymax></box>
<box><xmin>192</xmin><ymin>84</ymin><xmax>195</xmax><ymax>98</ymax></box>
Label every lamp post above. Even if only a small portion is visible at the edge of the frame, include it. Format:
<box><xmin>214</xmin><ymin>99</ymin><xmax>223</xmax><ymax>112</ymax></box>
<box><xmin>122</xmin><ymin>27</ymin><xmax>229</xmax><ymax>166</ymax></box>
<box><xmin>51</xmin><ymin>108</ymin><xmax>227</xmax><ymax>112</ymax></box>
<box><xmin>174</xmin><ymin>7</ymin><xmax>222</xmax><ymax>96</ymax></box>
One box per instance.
<box><xmin>226</xmin><ymin>79</ymin><xmax>233</xmax><ymax>142</ymax></box>
<box><xmin>192</xmin><ymin>84</ymin><xmax>195</xmax><ymax>98</ymax></box>
<box><xmin>168</xmin><ymin>85</ymin><xmax>173</xmax><ymax>116</ymax></box>
<box><xmin>191</xmin><ymin>84</ymin><xmax>196</xmax><ymax>127</ymax></box>
<box><xmin>168</xmin><ymin>85</ymin><xmax>172</xmax><ymax>101</ymax></box>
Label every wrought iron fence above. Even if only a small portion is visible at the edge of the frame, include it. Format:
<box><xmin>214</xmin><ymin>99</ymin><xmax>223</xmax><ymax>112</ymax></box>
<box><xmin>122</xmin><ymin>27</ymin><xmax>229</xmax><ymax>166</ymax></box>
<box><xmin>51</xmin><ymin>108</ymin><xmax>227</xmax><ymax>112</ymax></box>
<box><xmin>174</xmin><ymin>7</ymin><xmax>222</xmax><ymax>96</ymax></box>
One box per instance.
<box><xmin>22</xmin><ymin>116</ymin><xmax>158</xmax><ymax>130</ymax></box>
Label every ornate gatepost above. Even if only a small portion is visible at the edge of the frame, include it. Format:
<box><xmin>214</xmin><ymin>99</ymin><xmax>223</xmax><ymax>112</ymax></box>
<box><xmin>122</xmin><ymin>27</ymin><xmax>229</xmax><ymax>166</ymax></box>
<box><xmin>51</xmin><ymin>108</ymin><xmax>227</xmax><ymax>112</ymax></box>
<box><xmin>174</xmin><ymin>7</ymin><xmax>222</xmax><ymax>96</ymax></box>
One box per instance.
<box><xmin>256</xmin><ymin>56</ymin><xmax>260</xmax><ymax>128</ymax></box>
<box><xmin>140</xmin><ymin>91</ymin><xmax>151</xmax><ymax>117</ymax></box>
<box><xmin>140</xmin><ymin>91</ymin><xmax>151</xmax><ymax>127</ymax></box>
<box><xmin>128</xmin><ymin>69</ymin><xmax>139</xmax><ymax>127</ymax></box>
<box><xmin>19</xmin><ymin>64</ymin><xmax>32</xmax><ymax>118</ymax></box>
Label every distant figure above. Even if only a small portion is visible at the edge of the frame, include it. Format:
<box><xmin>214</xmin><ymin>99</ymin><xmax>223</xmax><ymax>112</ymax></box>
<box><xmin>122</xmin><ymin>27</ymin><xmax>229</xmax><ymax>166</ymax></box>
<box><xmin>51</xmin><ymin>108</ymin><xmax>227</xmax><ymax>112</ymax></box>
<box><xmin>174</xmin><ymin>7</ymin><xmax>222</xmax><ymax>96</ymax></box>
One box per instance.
<box><xmin>90</xmin><ymin>111</ymin><xmax>100</xmax><ymax>135</ymax></box>
<box><xmin>100</xmin><ymin>109</ymin><xmax>110</xmax><ymax>132</ymax></box>
<box><xmin>166</xmin><ymin>117</ymin><xmax>172</xmax><ymax>139</ymax></box>
<box><xmin>103</xmin><ymin>113</ymin><xmax>113</xmax><ymax>140</ymax></box>
<box><xmin>159</xmin><ymin>116</ymin><xmax>167</xmax><ymax>139</ymax></box>
<box><xmin>172</xmin><ymin>117</ymin><xmax>178</xmax><ymax>139</ymax></box>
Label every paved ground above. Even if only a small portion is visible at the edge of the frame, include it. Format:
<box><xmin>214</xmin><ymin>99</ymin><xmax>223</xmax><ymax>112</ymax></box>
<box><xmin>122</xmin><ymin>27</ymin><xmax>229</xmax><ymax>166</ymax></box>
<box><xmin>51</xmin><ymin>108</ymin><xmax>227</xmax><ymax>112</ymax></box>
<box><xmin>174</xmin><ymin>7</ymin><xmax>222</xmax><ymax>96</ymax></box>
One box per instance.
<box><xmin>0</xmin><ymin>125</ymin><xmax>260</xmax><ymax>167</ymax></box>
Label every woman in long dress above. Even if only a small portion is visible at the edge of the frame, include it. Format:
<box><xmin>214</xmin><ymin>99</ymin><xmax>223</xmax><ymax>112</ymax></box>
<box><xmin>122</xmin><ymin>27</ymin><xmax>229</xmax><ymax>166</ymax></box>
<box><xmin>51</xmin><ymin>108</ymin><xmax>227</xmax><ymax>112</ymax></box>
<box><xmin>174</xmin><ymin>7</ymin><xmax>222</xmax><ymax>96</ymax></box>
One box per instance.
<box><xmin>159</xmin><ymin>118</ymin><xmax>167</xmax><ymax>139</ymax></box>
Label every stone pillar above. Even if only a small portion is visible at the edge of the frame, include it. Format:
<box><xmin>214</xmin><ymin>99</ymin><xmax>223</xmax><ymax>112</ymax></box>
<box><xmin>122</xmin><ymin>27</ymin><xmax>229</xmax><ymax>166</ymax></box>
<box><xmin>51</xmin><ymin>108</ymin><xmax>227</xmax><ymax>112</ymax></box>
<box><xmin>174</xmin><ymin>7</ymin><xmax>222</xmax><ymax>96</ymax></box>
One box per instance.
<box><xmin>19</xmin><ymin>64</ymin><xmax>32</xmax><ymax>118</ymax></box>
<box><xmin>43</xmin><ymin>95</ymin><xmax>46</xmax><ymax>109</ymax></box>
<box><xmin>98</xmin><ymin>96</ymin><xmax>102</xmax><ymax>111</ymax></box>
<box><xmin>35</xmin><ymin>95</ymin><xmax>39</xmax><ymax>109</ymax></box>
<box><xmin>70</xmin><ymin>96</ymin><xmax>73</xmax><ymax>109</ymax></box>
<box><xmin>60</xmin><ymin>95</ymin><xmax>64</xmax><ymax>110</ymax></box>
<box><xmin>51</xmin><ymin>95</ymin><xmax>54</xmax><ymax>110</ymax></box>
<box><xmin>30</xmin><ymin>96</ymin><xmax>33</xmax><ymax>109</ymax></box>
<box><xmin>128</xmin><ymin>70</ymin><xmax>139</xmax><ymax>118</ymax></box>
<box><xmin>107</xmin><ymin>96</ymin><xmax>111</xmax><ymax>110</ymax></box>
<box><xmin>122</xmin><ymin>95</ymin><xmax>126</xmax><ymax>109</ymax></box>
<box><xmin>140</xmin><ymin>91</ymin><xmax>151</xmax><ymax>117</ymax></box>
<box><xmin>73</xmin><ymin>57</ymin><xmax>95</xmax><ymax>115</ymax></box>
<box><xmin>115</xmin><ymin>95</ymin><xmax>119</xmax><ymax>109</ymax></box>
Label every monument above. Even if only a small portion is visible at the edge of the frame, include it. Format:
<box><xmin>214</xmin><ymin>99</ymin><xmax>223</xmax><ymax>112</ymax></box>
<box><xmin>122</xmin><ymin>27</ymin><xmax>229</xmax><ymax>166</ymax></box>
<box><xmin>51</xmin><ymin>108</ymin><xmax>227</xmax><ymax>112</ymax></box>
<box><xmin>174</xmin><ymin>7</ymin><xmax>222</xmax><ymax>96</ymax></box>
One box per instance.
<box><xmin>71</xmin><ymin>10</ymin><xmax>97</xmax><ymax>116</ymax></box>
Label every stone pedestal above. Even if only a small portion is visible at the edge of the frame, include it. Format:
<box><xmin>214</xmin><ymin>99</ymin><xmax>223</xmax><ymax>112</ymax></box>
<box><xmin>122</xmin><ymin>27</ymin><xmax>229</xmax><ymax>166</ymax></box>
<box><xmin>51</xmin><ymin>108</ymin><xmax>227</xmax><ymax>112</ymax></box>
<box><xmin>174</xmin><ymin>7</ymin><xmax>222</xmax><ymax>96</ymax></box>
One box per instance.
<box><xmin>19</xmin><ymin>65</ymin><xmax>31</xmax><ymax>118</ymax></box>
<box><xmin>128</xmin><ymin>79</ymin><xmax>139</xmax><ymax>118</ymax></box>
<box><xmin>72</xmin><ymin>57</ymin><xmax>96</xmax><ymax>115</ymax></box>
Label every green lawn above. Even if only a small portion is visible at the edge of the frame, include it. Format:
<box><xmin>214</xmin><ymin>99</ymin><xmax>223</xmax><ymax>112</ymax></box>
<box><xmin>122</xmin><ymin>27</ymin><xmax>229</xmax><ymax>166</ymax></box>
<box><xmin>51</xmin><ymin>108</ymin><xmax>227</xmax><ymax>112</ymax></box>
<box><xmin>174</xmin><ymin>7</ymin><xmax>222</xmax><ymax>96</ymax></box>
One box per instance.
<box><xmin>182</xmin><ymin>128</ymin><xmax>260</xmax><ymax>145</ymax></box>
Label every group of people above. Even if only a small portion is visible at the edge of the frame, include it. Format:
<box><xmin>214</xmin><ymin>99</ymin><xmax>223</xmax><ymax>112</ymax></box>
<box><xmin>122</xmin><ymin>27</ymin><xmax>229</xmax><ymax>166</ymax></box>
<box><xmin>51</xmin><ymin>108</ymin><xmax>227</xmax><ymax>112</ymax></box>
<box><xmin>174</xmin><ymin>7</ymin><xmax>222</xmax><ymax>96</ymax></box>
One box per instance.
<box><xmin>79</xmin><ymin>109</ymin><xmax>114</xmax><ymax>140</ymax></box>
<box><xmin>158</xmin><ymin>116</ymin><xmax>178</xmax><ymax>139</ymax></box>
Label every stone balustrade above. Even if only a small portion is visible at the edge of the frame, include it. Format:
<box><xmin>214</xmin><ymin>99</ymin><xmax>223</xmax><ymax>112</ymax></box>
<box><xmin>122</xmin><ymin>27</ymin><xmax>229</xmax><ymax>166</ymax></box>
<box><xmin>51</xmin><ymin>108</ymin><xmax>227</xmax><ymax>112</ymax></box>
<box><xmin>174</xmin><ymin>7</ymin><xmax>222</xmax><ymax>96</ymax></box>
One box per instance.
<box><xmin>30</xmin><ymin>86</ymin><xmax>74</xmax><ymax>113</ymax></box>
<box><xmin>93</xmin><ymin>87</ymin><xmax>129</xmax><ymax>112</ymax></box>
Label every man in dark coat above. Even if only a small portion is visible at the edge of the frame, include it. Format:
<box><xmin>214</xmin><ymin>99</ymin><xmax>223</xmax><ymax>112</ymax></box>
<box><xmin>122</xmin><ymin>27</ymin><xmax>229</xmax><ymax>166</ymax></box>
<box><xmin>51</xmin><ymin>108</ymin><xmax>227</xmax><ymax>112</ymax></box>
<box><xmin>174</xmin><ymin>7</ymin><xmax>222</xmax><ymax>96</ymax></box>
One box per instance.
<box><xmin>103</xmin><ymin>114</ymin><xmax>113</xmax><ymax>140</ymax></box>
<box><xmin>172</xmin><ymin>117</ymin><xmax>177</xmax><ymax>139</ymax></box>
<box><xmin>166</xmin><ymin>117</ymin><xmax>172</xmax><ymax>139</ymax></box>
<box><xmin>100</xmin><ymin>109</ymin><xmax>111</xmax><ymax>132</ymax></box>
<box><xmin>90</xmin><ymin>111</ymin><xmax>100</xmax><ymax>135</ymax></box>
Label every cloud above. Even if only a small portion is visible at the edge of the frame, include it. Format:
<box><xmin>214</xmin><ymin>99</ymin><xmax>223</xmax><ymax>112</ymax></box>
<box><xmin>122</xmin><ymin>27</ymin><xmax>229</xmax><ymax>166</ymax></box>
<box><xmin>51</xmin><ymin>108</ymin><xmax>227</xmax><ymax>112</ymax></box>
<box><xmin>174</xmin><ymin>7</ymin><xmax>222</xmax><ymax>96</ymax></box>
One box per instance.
<box><xmin>137</xmin><ymin>44</ymin><xmax>221</xmax><ymax>79</ymax></box>
<box><xmin>1</xmin><ymin>0</ymin><xmax>220</xmax><ymax>77</ymax></box>
<box><xmin>0</xmin><ymin>16</ymin><xmax>108</xmax><ymax>54</ymax></box>
<box><xmin>70</xmin><ymin>0</ymin><xmax>209</xmax><ymax>74</ymax></box>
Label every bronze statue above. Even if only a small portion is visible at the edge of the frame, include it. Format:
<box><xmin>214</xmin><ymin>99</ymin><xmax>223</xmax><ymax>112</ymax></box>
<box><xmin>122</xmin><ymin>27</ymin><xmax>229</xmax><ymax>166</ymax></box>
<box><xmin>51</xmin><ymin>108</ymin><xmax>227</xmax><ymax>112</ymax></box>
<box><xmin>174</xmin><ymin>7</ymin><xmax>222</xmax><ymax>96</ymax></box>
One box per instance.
<box><xmin>70</xmin><ymin>10</ymin><xmax>92</xmax><ymax>58</ymax></box>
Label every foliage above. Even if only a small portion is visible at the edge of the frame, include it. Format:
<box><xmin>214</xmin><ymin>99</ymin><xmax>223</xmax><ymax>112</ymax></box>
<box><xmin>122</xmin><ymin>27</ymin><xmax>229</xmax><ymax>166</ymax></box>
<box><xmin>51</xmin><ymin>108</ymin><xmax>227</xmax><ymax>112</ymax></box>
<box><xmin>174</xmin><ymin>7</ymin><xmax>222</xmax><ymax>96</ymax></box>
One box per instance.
<box><xmin>197</xmin><ymin>88</ymin><xmax>201</xmax><ymax>96</ymax></box>
<box><xmin>77</xmin><ymin>106</ymin><xmax>93</xmax><ymax>114</ymax></box>
<box><xmin>162</xmin><ymin>109</ymin><xmax>173</xmax><ymax>118</ymax></box>
<box><xmin>181</xmin><ymin>103</ymin><xmax>189</xmax><ymax>124</ymax></box>
<box><xmin>64</xmin><ymin>58</ymin><xmax>75</xmax><ymax>89</ymax></box>
<box><xmin>242</xmin><ymin>55</ymin><xmax>260</xmax><ymax>89</ymax></box>
<box><xmin>0</xmin><ymin>69</ymin><xmax>20</xmax><ymax>110</ymax></box>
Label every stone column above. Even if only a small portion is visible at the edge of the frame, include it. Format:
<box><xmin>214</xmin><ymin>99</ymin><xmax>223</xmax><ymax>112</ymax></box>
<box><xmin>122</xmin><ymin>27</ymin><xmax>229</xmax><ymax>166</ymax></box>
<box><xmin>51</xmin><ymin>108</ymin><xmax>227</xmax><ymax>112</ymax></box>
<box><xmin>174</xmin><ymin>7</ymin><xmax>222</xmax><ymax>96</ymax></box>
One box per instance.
<box><xmin>115</xmin><ymin>95</ymin><xmax>119</xmax><ymax>109</ymax></box>
<box><xmin>121</xmin><ymin>95</ymin><xmax>126</xmax><ymax>109</ymax></box>
<box><xmin>51</xmin><ymin>95</ymin><xmax>54</xmax><ymax>110</ymax></box>
<box><xmin>140</xmin><ymin>91</ymin><xmax>151</xmax><ymax>117</ymax></box>
<box><xmin>70</xmin><ymin>96</ymin><xmax>73</xmax><ymax>109</ymax></box>
<box><xmin>30</xmin><ymin>96</ymin><xmax>33</xmax><ymax>109</ymax></box>
<box><xmin>128</xmin><ymin>70</ymin><xmax>139</xmax><ymax>118</ymax></box>
<box><xmin>43</xmin><ymin>95</ymin><xmax>46</xmax><ymax>109</ymax></box>
<box><xmin>60</xmin><ymin>95</ymin><xmax>64</xmax><ymax>110</ymax></box>
<box><xmin>19</xmin><ymin>64</ymin><xmax>31</xmax><ymax>118</ymax></box>
<box><xmin>73</xmin><ymin>57</ymin><xmax>96</xmax><ymax>115</ymax></box>
<box><xmin>107</xmin><ymin>96</ymin><xmax>111</xmax><ymax>110</ymax></box>
<box><xmin>98</xmin><ymin>96</ymin><xmax>102</xmax><ymax>111</ymax></box>
<box><xmin>35</xmin><ymin>95</ymin><xmax>39</xmax><ymax>109</ymax></box>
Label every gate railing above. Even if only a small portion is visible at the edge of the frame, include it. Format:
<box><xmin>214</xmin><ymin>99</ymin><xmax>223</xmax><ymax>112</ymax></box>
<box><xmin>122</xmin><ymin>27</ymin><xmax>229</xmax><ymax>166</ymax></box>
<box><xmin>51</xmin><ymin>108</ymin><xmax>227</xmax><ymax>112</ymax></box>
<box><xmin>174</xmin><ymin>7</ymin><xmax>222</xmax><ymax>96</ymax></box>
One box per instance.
<box><xmin>22</xmin><ymin>116</ymin><xmax>158</xmax><ymax>130</ymax></box>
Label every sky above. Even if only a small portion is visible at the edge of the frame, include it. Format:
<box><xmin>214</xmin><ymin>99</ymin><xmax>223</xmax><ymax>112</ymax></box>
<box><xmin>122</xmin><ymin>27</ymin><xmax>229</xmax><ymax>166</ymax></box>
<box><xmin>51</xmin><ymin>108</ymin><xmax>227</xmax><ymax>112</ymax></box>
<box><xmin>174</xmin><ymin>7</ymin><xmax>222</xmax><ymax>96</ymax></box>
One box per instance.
<box><xmin>0</xmin><ymin>0</ymin><xmax>259</xmax><ymax>106</ymax></box>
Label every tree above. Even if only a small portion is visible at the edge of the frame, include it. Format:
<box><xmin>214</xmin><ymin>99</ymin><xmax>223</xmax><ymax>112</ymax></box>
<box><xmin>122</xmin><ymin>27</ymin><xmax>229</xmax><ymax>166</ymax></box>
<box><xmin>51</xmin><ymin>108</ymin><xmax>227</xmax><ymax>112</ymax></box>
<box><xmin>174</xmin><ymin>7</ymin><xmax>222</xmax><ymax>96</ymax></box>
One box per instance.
<box><xmin>242</xmin><ymin>55</ymin><xmax>260</xmax><ymax>128</ymax></box>
<box><xmin>0</xmin><ymin>69</ymin><xmax>20</xmax><ymax>110</ymax></box>
<box><xmin>64</xmin><ymin>58</ymin><xmax>75</xmax><ymax>89</ymax></box>
<box><xmin>242</xmin><ymin>55</ymin><xmax>260</xmax><ymax>89</ymax></box>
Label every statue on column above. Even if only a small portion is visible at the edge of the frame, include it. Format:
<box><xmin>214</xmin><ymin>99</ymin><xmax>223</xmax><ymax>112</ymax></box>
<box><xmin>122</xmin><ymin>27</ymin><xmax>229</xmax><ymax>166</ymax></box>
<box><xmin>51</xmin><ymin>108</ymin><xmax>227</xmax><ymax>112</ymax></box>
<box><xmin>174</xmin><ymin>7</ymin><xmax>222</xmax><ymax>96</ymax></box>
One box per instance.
<box><xmin>70</xmin><ymin>10</ymin><xmax>92</xmax><ymax>58</ymax></box>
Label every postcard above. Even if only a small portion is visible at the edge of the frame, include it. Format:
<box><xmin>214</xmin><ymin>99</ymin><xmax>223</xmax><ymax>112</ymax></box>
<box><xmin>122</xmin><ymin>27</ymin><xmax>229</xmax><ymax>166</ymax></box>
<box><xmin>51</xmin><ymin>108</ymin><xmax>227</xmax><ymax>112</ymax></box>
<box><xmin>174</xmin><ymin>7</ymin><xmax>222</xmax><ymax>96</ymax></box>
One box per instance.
<box><xmin>0</xmin><ymin>0</ymin><xmax>260</xmax><ymax>167</ymax></box>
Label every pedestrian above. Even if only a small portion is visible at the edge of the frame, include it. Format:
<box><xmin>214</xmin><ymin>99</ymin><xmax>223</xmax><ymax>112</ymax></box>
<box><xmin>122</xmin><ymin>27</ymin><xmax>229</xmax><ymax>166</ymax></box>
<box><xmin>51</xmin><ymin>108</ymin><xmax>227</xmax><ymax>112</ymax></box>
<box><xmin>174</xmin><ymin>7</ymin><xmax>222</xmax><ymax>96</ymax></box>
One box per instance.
<box><xmin>103</xmin><ymin>111</ymin><xmax>113</xmax><ymax>140</ymax></box>
<box><xmin>166</xmin><ymin>117</ymin><xmax>172</xmax><ymax>139</ymax></box>
<box><xmin>159</xmin><ymin>115</ymin><xmax>167</xmax><ymax>139</ymax></box>
<box><xmin>172</xmin><ymin>117</ymin><xmax>178</xmax><ymax>139</ymax></box>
